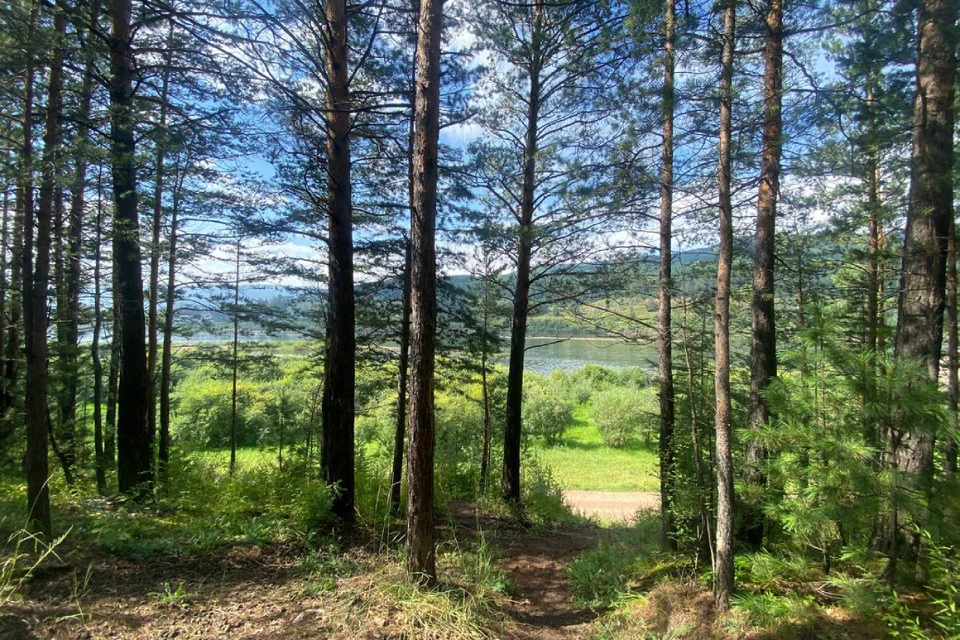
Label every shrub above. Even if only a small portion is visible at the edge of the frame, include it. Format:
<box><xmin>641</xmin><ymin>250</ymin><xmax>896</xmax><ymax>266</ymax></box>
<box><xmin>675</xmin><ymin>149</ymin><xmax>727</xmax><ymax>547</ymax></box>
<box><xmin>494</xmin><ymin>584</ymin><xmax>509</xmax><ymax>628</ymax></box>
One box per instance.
<box><xmin>521</xmin><ymin>455</ymin><xmax>580</xmax><ymax>527</ymax></box>
<box><xmin>571</xmin><ymin>365</ymin><xmax>620</xmax><ymax>390</ymax></box>
<box><xmin>523</xmin><ymin>382</ymin><xmax>573</xmax><ymax>445</ymax></box>
<box><xmin>548</xmin><ymin>369</ymin><xmax>592</xmax><ymax>405</ymax></box>
<box><xmin>591</xmin><ymin>388</ymin><xmax>655</xmax><ymax>448</ymax></box>
<box><xmin>436</xmin><ymin>391</ymin><xmax>486</xmax><ymax>502</ymax></box>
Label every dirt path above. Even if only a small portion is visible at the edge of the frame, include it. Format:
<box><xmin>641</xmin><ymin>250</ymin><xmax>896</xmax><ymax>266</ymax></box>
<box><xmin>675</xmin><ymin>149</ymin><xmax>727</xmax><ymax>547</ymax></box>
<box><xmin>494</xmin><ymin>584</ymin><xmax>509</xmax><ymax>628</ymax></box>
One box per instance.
<box><xmin>488</xmin><ymin>491</ymin><xmax>658</xmax><ymax>638</ymax></box>
<box><xmin>497</xmin><ymin>527</ymin><xmax>605</xmax><ymax>639</ymax></box>
<box><xmin>563</xmin><ymin>490</ymin><xmax>659</xmax><ymax>521</ymax></box>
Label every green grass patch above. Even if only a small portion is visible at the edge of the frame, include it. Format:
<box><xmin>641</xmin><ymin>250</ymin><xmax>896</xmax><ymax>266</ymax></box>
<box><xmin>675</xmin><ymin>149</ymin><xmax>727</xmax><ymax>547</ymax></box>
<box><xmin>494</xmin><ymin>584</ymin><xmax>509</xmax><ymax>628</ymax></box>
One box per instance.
<box><xmin>532</xmin><ymin>405</ymin><xmax>659</xmax><ymax>492</ymax></box>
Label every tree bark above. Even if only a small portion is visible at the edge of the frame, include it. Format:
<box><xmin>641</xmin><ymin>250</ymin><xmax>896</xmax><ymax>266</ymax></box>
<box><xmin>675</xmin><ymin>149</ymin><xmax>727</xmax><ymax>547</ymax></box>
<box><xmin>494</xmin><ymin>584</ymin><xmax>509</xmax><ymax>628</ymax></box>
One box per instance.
<box><xmin>320</xmin><ymin>0</ymin><xmax>356</xmax><ymax>522</ymax></box>
<box><xmin>6</xmin><ymin>0</ymin><xmax>38</xmax><ymax>440</ymax></box>
<box><xmin>25</xmin><ymin>0</ymin><xmax>65</xmax><ymax>536</ymax></box>
<box><xmin>479</xmin><ymin>272</ymin><xmax>492</xmax><ymax>493</ymax></box>
<box><xmin>110</xmin><ymin>0</ymin><xmax>152</xmax><ymax>496</ymax></box>
<box><xmin>658</xmin><ymin>0</ymin><xmax>677</xmax><ymax>552</ymax></box>
<box><xmin>389</xmin><ymin>240</ymin><xmax>412</xmax><ymax>515</ymax></box>
<box><xmin>744</xmin><ymin>0</ymin><xmax>784</xmax><ymax>549</ymax></box>
<box><xmin>947</xmin><ymin>213</ymin><xmax>957</xmax><ymax>476</ymax></box>
<box><xmin>502</xmin><ymin>0</ymin><xmax>543</xmax><ymax>504</ymax></box>
<box><xmin>55</xmin><ymin>0</ymin><xmax>100</xmax><ymax>480</ymax></box>
<box><xmin>230</xmin><ymin>238</ymin><xmax>240</xmax><ymax>475</ymax></box>
<box><xmin>713</xmin><ymin>0</ymin><xmax>736</xmax><ymax>612</ymax></box>
<box><xmin>148</xmin><ymin>40</ymin><xmax>173</xmax><ymax>457</ymax></box>
<box><xmin>390</xmin><ymin>68</ymin><xmax>417</xmax><ymax>515</ymax></box>
<box><xmin>158</xmin><ymin>167</ymin><xmax>182</xmax><ymax>480</ymax></box>
<box><xmin>105</xmin><ymin>279</ymin><xmax>120</xmax><ymax>465</ymax></box>
<box><xmin>51</xmin><ymin>186</ymin><xmax>75</xmax><ymax>486</ymax></box>
<box><xmin>406</xmin><ymin>0</ymin><xmax>443</xmax><ymax>584</ymax></box>
<box><xmin>888</xmin><ymin>0</ymin><xmax>957</xmax><ymax>548</ymax></box>
<box><xmin>93</xmin><ymin>169</ymin><xmax>107</xmax><ymax>496</ymax></box>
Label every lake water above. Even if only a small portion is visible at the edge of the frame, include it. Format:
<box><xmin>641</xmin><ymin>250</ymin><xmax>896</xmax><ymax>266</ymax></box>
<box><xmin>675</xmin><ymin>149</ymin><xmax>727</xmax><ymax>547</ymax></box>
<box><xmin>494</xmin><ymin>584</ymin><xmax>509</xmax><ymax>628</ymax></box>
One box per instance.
<box><xmin>517</xmin><ymin>337</ymin><xmax>656</xmax><ymax>374</ymax></box>
<box><xmin>165</xmin><ymin>332</ymin><xmax>655</xmax><ymax>374</ymax></box>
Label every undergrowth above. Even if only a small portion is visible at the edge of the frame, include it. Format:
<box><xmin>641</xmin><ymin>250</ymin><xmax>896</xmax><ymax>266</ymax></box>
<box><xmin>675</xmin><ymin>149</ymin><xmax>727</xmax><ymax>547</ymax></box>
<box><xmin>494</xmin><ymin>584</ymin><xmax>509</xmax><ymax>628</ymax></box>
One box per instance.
<box><xmin>567</xmin><ymin>511</ymin><xmax>665</xmax><ymax>608</ymax></box>
<box><xmin>306</xmin><ymin>537</ymin><xmax>513</xmax><ymax>639</ymax></box>
<box><xmin>1</xmin><ymin>523</ymin><xmax>69</xmax><ymax>607</ymax></box>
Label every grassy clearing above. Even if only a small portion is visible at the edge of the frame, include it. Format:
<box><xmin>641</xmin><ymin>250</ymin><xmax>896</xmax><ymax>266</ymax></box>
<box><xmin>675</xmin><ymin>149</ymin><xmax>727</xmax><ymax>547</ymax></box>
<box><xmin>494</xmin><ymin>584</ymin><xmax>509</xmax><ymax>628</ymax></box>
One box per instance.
<box><xmin>198</xmin><ymin>402</ymin><xmax>661</xmax><ymax>495</ymax></box>
<box><xmin>533</xmin><ymin>405</ymin><xmax>659</xmax><ymax>492</ymax></box>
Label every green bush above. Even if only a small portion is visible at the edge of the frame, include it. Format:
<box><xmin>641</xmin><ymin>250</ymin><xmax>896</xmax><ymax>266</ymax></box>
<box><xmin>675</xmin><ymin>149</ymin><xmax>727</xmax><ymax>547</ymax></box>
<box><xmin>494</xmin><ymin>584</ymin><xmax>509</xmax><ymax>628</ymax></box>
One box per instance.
<box><xmin>591</xmin><ymin>387</ymin><xmax>655</xmax><ymax>448</ymax></box>
<box><xmin>523</xmin><ymin>378</ymin><xmax>573</xmax><ymax>445</ymax></box>
<box><xmin>548</xmin><ymin>369</ymin><xmax>592</xmax><ymax>405</ymax></box>
<box><xmin>521</xmin><ymin>454</ymin><xmax>580</xmax><ymax>527</ymax></box>
<box><xmin>171</xmin><ymin>361</ymin><xmax>320</xmax><ymax>451</ymax></box>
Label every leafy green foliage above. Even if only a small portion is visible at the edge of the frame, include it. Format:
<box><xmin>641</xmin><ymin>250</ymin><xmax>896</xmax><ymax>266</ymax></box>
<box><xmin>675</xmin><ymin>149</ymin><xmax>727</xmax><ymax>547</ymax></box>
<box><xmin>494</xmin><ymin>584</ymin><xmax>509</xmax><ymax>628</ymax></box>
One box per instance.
<box><xmin>882</xmin><ymin>531</ymin><xmax>960</xmax><ymax>639</ymax></box>
<box><xmin>758</xmin><ymin>306</ymin><xmax>946</xmax><ymax>562</ymax></box>
<box><xmin>172</xmin><ymin>359</ymin><xmax>319</xmax><ymax>450</ymax></box>
<box><xmin>523</xmin><ymin>375</ymin><xmax>574</xmax><ymax>445</ymax></box>
<box><xmin>591</xmin><ymin>387</ymin><xmax>656</xmax><ymax>448</ymax></box>
<box><xmin>728</xmin><ymin>592</ymin><xmax>816</xmax><ymax>632</ymax></box>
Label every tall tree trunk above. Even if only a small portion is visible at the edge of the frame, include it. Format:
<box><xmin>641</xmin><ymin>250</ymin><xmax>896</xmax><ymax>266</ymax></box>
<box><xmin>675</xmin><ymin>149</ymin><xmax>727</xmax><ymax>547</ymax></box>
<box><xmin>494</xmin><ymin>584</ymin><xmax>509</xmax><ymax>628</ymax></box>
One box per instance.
<box><xmin>389</xmin><ymin>240</ymin><xmax>412</xmax><ymax>515</ymax></box>
<box><xmin>25</xmin><ymin>0</ymin><xmax>65</xmax><ymax>536</ymax></box>
<box><xmin>50</xmin><ymin>187</ymin><xmax>75</xmax><ymax>486</ymax></box>
<box><xmin>744</xmin><ymin>0</ymin><xmax>784</xmax><ymax>549</ymax></box>
<box><xmin>479</xmin><ymin>272</ymin><xmax>492</xmax><ymax>493</ymax></box>
<box><xmin>158</xmin><ymin>166</ymin><xmax>182</xmax><ymax>480</ymax></box>
<box><xmin>406</xmin><ymin>0</ymin><xmax>442</xmax><ymax>584</ymax></box>
<box><xmin>713</xmin><ymin>0</ymin><xmax>737</xmax><ymax>612</ymax></box>
<box><xmin>230</xmin><ymin>239</ymin><xmax>240</xmax><ymax>475</ymax></box>
<box><xmin>658</xmin><ymin>0</ymin><xmax>677</xmax><ymax>552</ymax></box>
<box><xmin>946</xmin><ymin>215</ymin><xmax>957</xmax><ymax>476</ymax></box>
<box><xmin>320</xmin><ymin>0</ymin><xmax>356</xmax><ymax>522</ymax></box>
<box><xmin>502</xmin><ymin>0</ymin><xmax>543</xmax><ymax>504</ymax></box>
<box><xmin>148</xmin><ymin>42</ymin><xmax>172</xmax><ymax>458</ymax></box>
<box><xmin>863</xmin><ymin>75</ymin><xmax>886</xmax><ymax>451</ymax></box>
<box><xmin>110</xmin><ymin>0</ymin><xmax>152</xmax><ymax>496</ymax></box>
<box><xmin>56</xmin><ymin>0</ymin><xmax>100</xmax><ymax>481</ymax></box>
<box><xmin>92</xmin><ymin>169</ymin><xmax>107</xmax><ymax>495</ymax></box>
<box><xmin>887</xmin><ymin>0</ymin><xmax>957</xmax><ymax>567</ymax></box>
<box><xmin>105</xmin><ymin>279</ymin><xmax>120</xmax><ymax>465</ymax></box>
<box><xmin>865</xmin><ymin>78</ymin><xmax>883</xmax><ymax>357</ymax></box>
<box><xmin>6</xmin><ymin>0</ymin><xmax>38</xmax><ymax>438</ymax></box>
<box><xmin>389</xmin><ymin>74</ymin><xmax>416</xmax><ymax>515</ymax></box>
<box><xmin>0</xmin><ymin>180</ymin><xmax>8</xmax><ymax>432</ymax></box>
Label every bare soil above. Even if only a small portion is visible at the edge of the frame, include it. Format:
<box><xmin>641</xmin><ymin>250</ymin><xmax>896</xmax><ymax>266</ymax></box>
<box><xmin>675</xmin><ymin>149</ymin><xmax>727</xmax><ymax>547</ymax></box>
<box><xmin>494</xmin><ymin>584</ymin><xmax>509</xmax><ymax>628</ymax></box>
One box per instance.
<box><xmin>497</xmin><ymin>527</ymin><xmax>605</xmax><ymax>639</ymax></box>
<box><xmin>563</xmin><ymin>490</ymin><xmax>659</xmax><ymax>521</ymax></box>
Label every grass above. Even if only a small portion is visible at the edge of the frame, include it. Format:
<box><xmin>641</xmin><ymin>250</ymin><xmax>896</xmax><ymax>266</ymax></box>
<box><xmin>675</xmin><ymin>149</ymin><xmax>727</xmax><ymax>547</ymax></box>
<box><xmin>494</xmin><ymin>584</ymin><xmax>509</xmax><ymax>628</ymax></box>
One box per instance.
<box><xmin>194</xmin><ymin>446</ymin><xmax>282</xmax><ymax>469</ymax></box>
<box><xmin>198</xmin><ymin>403</ymin><xmax>661</xmax><ymax>495</ymax></box>
<box><xmin>532</xmin><ymin>405</ymin><xmax>660</xmax><ymax>492</ymax></box>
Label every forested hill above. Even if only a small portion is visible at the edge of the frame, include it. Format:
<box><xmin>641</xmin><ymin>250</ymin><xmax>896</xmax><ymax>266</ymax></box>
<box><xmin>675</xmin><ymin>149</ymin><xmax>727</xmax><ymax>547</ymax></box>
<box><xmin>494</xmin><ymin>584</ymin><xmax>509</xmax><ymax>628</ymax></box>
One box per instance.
<box><xmin>172</xmin><ymin>236</ymin><xmax>861</xmax><ymax>340</ymax></box>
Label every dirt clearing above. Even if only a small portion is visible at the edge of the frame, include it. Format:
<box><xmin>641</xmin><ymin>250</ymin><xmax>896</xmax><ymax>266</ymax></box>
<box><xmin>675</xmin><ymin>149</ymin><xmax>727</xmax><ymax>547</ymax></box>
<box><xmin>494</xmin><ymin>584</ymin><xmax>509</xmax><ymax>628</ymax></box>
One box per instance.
<box><xmin>563</xmin><ymin>490</ymin><xmax>659</xmax><ymax>522</ymax></box>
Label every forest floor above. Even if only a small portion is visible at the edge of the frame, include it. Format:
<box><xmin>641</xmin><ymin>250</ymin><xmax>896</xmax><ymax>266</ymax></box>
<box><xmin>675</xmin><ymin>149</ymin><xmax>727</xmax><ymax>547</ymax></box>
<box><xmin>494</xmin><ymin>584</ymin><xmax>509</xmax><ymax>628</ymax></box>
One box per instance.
<box><xmin>0</xmin><ymin>492</ymin><xmax>893</xmax><ymax>640</ymax></box>
<box><xmin>0</xmin><ymin>491</ymin><xmax>635</xmax><ymax>640</ymax></box>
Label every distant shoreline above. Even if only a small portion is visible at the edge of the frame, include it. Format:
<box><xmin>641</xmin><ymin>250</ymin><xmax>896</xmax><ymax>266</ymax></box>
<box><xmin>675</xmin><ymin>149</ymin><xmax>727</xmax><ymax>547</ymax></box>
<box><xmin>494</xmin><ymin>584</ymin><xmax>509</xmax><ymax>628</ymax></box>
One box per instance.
<box><xmin>526</xmin><ymin>335</ymin><xmax>628</xmax><ymax>343</ymax></box>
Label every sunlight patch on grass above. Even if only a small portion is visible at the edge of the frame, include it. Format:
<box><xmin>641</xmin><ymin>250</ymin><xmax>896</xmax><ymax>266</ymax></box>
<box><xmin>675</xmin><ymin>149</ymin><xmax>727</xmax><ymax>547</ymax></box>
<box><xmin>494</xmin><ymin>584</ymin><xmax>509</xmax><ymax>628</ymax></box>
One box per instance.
<box><xmin>532</xmin><ymin>405</ymin><xmax>659</xmax><ymax>492</ymax></box>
